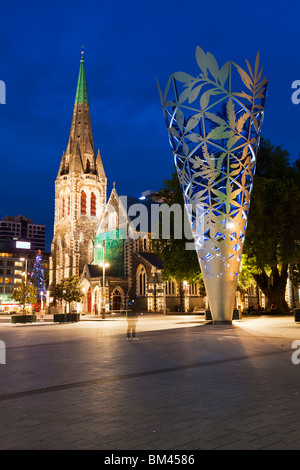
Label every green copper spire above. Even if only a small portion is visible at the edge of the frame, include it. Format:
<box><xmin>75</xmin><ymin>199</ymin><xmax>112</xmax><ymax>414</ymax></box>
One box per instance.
<box><xmin>74</xmin><ymin>52</ymin><xmax>89</xmax><ymax>104</ymax></box>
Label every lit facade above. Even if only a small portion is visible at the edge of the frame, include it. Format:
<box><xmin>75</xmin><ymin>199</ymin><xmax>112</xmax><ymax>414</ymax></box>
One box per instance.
<box><xmin>49</xmin><ymin>54</ymin><xmax>107</xmax><ymax>290</ymax></box>
<box><xmin>79</xmin><ymin>186</ymin><xmax>206</xmax><ymax>314</ymax></box>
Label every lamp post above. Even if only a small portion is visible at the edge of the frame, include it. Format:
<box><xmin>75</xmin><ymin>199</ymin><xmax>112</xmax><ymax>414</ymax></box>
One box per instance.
<box><xmin>97</xmin><ymin>241</ymin><xmax>110</xmax><ymax>319</ymax></box>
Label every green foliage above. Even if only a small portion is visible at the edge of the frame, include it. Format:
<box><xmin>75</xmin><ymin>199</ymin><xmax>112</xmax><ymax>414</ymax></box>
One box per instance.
<box><xmin>243</xmin><ymin>138</ymin><xmax>300</xmax><ymax>311</ymax></box>
<box><xmin>152</xmin><ymin>172</ymin><xmax>202</xmax><ymax>283</ymax></box>
<box><xmin>289</xmin><ymin>263</ymin><xmax>300</xmax><ymax>287</ymax></box>
<box><xmin>54</xmin><ymin>276</ymin><xmax>83</xmax><ymax>304</ymax></box>
<box><xmin>11</xmin><ymin>282</ymin><xmax>37</xmax><ymax>312</ymax></box>
<box><xmin>238</xmin><ymin>255</ymin><xmax>262</xmax><ymax>293</ymax></box>
<box><xmin>245</xmin><ymin>139</ymin><xmax>300</xmax><ymax>268</ymax></box>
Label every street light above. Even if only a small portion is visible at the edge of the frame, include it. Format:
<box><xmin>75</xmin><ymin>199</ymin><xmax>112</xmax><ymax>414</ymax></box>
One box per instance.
<box><xmin>97</xmin><ymin>241</ymin><xmax>110</xmax><ymax>318</ymax></box>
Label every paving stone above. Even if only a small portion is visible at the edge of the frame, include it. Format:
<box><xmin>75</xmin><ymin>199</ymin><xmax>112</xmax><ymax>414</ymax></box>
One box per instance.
<box><xmin>0</xmin><ymin>315</ymin><xmax>300</xmax><ymax>450</ymax></box>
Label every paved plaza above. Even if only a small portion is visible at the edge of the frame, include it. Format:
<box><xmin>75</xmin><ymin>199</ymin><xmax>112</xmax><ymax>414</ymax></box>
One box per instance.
<box><xmin>0</xmin><ymin>313</ymin><xmax>300</xmax><ymax>450</ymax></box>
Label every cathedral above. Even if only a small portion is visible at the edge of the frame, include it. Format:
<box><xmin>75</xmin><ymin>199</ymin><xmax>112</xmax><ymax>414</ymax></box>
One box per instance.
<box><xmin>49</xmin><ymin>54</ymin><xmax>206</xmax><ymax>314</ymax></box>
<box><xmin>49</xmin><ymin>53</ymin><xmax>106</xmax><ymax>288</ymax></box>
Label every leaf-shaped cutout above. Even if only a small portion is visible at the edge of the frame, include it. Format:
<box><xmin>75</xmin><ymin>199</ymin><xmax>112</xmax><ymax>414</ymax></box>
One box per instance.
<box><xmin>245</xmin><ymin>59</ymin><xmax>254</xmax><ymax>80</ymax></box>
<box><xmin>236</xmin><ymin>112</ymin><xmax>249</xmax><ymax>134</ymax></box>
<box><xmin>173</xmin><ymin>71</ymin><xmax>194</xmax><ymax>83</ymax></box>
<box><xmin>234</xmin><ymin>63</ymin><xmax>254</xmax><ymax>92</ymax></box>
<box><xmin>233</xmin><ymin>91</ymin><xmax>254</xmax><ymax>103</ymax></box>
<box><xmin>169</xmin><ymin>127</ymin><xmax>179</xmax><ymax>137</ymax></box>
<box><xmin>188</xmin><ymin>84</ymin><xmax>204</xmax><ymax>104</ymax></box>
<box><xmin>187</xmin><ymin>133</ymin><xmax>203</xmax><ymax>143</ymax></box>
<box><xmin>196</xmin><ymin>46</ymin><xmax>207</xmax><ymax>74</ymax></box>
<box><xmin>165</xmin><ymin>100</ymin><xmax>176</xmax><ymax>107</ymax></box>
<box><xmin>227</xmin><ymin>134</ymin><xmax>240</xmax><ymax>150</ymax></box>
<box><xmin>252</xmin><ymin>115</ymin><xmax>259</xmax><ymax>132</ymax></box>
<box><xmin>178</xmin><ymin>87</ymin><xmax>193</xmax><ymax>104</ymax></box>
<box><xmin>227</xmin><ymin>98</ymin><xmax>236</xmax><ymax>130</ymax></box>
<box><xmin>206</xmin><ymin>126</ymin><xmax>227</xmax><ymax>140</ymax></box>
<box><xmin>218</xmin><ymin>61</ymin><xmax>230</xmax><ymax>87</ymax></box>
<box><xmin>184</xmin><ymin>113</ymin><xmax>202</xmax><ymax>133</ymax></box>
<box><xmin>200</xmin><ymin>89</ymin><xmax>211</xmax><ymax>110</ymax></box>
<box><xmin>254</xmin><ymin>51</ymin><xmax>260</xmax><ymax>79</ymax></box>
<box><xmin>175</xmin><ymin>108</ymin><xmax>184</xmax><ymax>132</ymax></box>
<box><xmin>205</xmin><ymin>111</ymin><xmax>227</xmax><ymax>127</ymax></box>
<box><xmin>182</xmin><ymin>142</ymin><xmax>189</xmax><ymax>156</ymax></box>
<box><xmin>210</xmin><ymin>188</ymin><xmax>227</xmax><ymax>202</ymax></box>
<box><xmin>163</xmin><ymin>75</ymin><xmax>172</xmax><ymax>102</ymax></box>
<box><xmin>216</xmin><ymin>152</ymin><xmax>227</xmax><ymax>171</ymax></box>
<box><xmin>207</xmin><ymin>52</ymin><xmax>219</xmax><ymax>80</ymax></box>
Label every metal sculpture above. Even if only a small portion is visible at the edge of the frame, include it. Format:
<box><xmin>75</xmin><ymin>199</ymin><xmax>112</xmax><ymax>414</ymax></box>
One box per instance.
<box><xmin>158</xmin><ymin>47</ymin><xmax>268</xmax><ymax>323</ymax></box>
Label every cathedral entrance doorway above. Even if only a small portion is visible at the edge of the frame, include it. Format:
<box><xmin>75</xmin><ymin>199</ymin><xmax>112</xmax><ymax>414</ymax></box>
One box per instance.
<box><xmin>87</xmin><ymin>287</ymin><xmax>92</xmax><ymax>313</ymax></box>
<box><xmin>113</xmin><ymin>295</ymin><xmax>122</xmax><ymax>310</ymax></box>
<box><xmin>111</xmin><ymin>287</ymin><xmax>124</xmax><ymax>311</ymax></box>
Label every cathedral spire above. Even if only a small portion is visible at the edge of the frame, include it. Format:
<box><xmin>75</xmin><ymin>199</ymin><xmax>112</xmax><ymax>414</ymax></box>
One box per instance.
<box><xmin>74</xmin><ymin>52</ymin><xmax>89</xmax><ymax>105</ymax></box>
<box><xmin>64</xmin><ymin>53</ymin><xmax>98</xmax><ymax>173</ymax></box>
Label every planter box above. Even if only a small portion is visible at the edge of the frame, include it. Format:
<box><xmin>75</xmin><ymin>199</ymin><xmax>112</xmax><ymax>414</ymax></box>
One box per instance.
<box><xmin>233</xmin><ymin>309</ymin><xmax>242</xmax><ymax>320</ymax></box>
<box><xmin>11</xmin><ymin>315</ymin><xmax>36</xmax><ymax>324</ymax></box>
<box><xmin>205</xmin><ymin>310</ymin><xmax>212</xmax><ymax>321</ymax></box>
<box><xmin>53</xmin><ymin>313</ymin><xmax>80</xmax><ymax>323</ymax></box>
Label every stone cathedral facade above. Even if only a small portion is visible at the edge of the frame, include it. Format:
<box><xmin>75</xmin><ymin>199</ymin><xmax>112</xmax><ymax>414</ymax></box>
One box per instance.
<box><xmin>49</xmin><ymin>55</ymin><xmax>107</xmax><ymax>290</ymax></box>
<box><xmin>48</xmin><ymin>54</ymin><xmax>206</xmax><ymax>314</ymax></box>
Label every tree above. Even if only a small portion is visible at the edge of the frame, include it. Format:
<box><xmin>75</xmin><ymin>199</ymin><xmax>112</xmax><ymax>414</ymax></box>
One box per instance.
<box><xmin>31</xmin><ymin>250</ymin><xmax>46</xmax><ymax>301</ymax></box>
<box><xmin>11</xmin><ymin>282</ymin><xmax>37</xmax><ymax>313</ymax></box>
<box><xmin>53</xmin><ymin>276</ymin><xmax>83</xmax><ymax>312</ymax></box>
<box><xmin>289</xmin><ymin>263</ymin><xmax>300</xmax><ymax>288</ymax></box>
<box><xmin>243</xmin><ymin>138</ymin><xmax>300</xmax><ymax>313</ymax></box>
<box><xmin>152</xmin><ymin>172</ymin><xmax>203</xmax><ymax>309</ymax></box>
<box><xmin>152</xmin><ymin>172</ymin><xmax>203</xmax><ymax>283</ymax></box>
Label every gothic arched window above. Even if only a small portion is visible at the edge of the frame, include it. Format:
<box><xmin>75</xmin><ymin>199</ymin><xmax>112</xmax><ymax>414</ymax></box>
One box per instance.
<box><xmin>91</xmin><ymin>193</ymin><xmax>96</xmax><ymax>216</ymax></box>
<box><xmin>85</xmin><ymin>159</ymin><xmax>91</xmax><ymax>173</ymax></box>
<box><xmin>61</xmin><ymin>198</ymin><xmax>65</xmax><ymax>218</ymax></box>
<box><xmin>81</xmin><ymin>191</ymin><xmax>87</xmax><ymax>215</ymax></box>
<box><xmin>165</xmin><ymin>280</ymin><xmax>176</xmax><ymax>296</ymax></box>
<box><xmin>137</xmin><ymin>265</ymin><xmax>147</xmax><ymax>296</ymax></box>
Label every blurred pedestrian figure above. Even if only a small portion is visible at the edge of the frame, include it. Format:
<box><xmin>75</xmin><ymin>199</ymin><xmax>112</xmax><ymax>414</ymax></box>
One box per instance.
<box><xmin>126</xmin><ymin>301</ymin><xmax>139</xmax><ymax>341</ymax></box>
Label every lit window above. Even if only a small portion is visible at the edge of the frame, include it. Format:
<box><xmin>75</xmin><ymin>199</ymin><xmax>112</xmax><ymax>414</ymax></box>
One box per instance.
<box><xmin>62</xmin><ymin>198</ymin><xmax>65</xmax><ymax>218</ymax></box>
<box><xmin>81</xmin><ymin>191</ymin><xmax>87</xmax><ymax>215</ymax></box>
<box><xmin>137</xmin><ymin>265</ymin><xmax>146</xmax><ymax>296</ymax></box>
<box><xmin>91</xmin><ymin>193</ymin><xmax>96</xmax><ymax>216</ymax></box>
<box><xmin>189</xmin><ymin>283</ymin><xmax>198</xmax><ymax>296</ymax></box>
<box><xmin>165</xmin><ymin>280</ymin><xmax>175</xmax><ymax>296</ymax></box>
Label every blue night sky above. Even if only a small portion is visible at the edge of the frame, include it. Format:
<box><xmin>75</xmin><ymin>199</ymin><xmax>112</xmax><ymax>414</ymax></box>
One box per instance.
<box><xmin>0</xmin><ymin>0</ymin><xmax>299</xmax><ymax>251</ymax></box>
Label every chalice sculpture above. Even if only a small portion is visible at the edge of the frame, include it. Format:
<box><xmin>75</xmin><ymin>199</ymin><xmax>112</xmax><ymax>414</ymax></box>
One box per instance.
<box><xmin>158</xmin><ymin>47</ymin><xmax>268</xmax><ymax>323</ymax></box>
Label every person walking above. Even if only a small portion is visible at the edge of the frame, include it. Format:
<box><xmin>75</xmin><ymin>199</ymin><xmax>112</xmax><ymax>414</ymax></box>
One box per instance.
<box><xmin>126</xmin><ymin>302</ymin><xmax>139</xmax><ymax>341</ymax></box>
